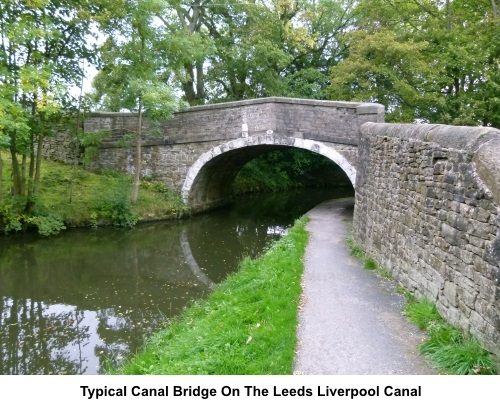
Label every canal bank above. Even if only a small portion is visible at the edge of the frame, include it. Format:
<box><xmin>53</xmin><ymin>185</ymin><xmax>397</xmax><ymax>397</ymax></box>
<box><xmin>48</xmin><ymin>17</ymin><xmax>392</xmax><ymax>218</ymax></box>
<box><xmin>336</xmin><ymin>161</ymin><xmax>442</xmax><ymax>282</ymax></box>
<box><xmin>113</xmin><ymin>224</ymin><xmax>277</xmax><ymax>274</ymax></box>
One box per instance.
<box><xmin>0</xmin><ymin>189</ymin><xmax>346</xmax><ymax>375</ymax></box>
<box><xmin>294</xmin><ymin>198</ymin><xmax>436</xmax><ymax>375</ymax></box>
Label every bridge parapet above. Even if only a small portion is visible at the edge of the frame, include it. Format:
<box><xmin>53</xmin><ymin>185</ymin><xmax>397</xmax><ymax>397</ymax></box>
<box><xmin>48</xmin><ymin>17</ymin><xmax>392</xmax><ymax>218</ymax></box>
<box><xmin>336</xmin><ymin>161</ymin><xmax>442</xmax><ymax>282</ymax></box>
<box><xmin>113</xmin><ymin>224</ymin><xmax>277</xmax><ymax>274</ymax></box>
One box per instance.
<box><xmin>355</xmin><ymin>122</ymin><xmax>500</xmax><ymax>356</ymax></box>
<box><xmin>82</xmin><ymin>97</ymin><xmax>384</xmax><ymax>148</ymax></box>
<box><xmin>42</xmin><ymin>98</ymin><xmax>383</xmax><ymax>170</ymax></box>
<box><xmin>359</xmin><ymin>123</ymin><xmax>500</xmax><ymax>205</ymax></box>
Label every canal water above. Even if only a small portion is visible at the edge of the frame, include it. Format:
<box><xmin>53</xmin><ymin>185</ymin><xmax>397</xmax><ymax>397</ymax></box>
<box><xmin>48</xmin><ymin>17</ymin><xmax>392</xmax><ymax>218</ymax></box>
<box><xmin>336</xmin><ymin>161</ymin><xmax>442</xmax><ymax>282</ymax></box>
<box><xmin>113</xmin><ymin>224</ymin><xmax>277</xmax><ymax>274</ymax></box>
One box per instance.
<box><xmin>0</xmin><ymin>188</ymin><xmax>353</xmax><ymax>375</ymax></box>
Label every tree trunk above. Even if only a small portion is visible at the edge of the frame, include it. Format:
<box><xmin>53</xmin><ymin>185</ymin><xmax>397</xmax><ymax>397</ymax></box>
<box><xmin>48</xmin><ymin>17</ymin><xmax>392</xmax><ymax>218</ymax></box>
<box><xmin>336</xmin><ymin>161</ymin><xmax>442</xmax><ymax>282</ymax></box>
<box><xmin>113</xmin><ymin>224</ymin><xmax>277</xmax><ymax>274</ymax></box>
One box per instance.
<box><xmin>446</xmin><ymin>0</ymin><xmax>452</xmax><ymax>31</ymax></box>
<box><xmin>0</xmin><ymin>149</ymin><xmax>3</xmax><ymax>201</ymax></box>
<box><xmin>196</xmin><ymin>60</ymin><xmax>205</xmax><ymax>102</ymax></box>
<box><xmin>9</xmin><ymin>139</ymin><xmax>22</xmax><ymax>196</ymax></box>
<box><xmin>33</xmin><ymin>133</ymin><xmax>44</xmax><ymax>196</ymax></box>
<box><xmin>26</xmin><ymin>133</ymin><xmax>44</xmax><ymax>212</ymax></box>
<box><xmin>492</xmin><ymin>0</ymin><xmax>498</xmax><ymax>18</ymax></box>
<box><xmin>70</xmin><ymin>61</ymin><xmax>86</xmax><ymax>204</ymax></box>
<box><xmin>21</xmin><ymin>153</ymin><xmax>27</xmax><ymax>197</ymax></box>
<box><xmin>28</xmin><ymin>134</ymin><xmax>35</xmax><ymax>199</ymax></box>
<box><xmin>131</xmin><ymin>100</ymin><xmax>143</xmax><ymax>204</ymax></box>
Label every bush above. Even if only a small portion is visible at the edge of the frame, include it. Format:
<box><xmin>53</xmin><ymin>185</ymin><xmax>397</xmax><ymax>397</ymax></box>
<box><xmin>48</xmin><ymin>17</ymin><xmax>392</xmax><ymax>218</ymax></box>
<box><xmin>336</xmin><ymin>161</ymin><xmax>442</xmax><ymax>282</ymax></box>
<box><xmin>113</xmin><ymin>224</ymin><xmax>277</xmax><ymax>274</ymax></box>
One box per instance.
<box><xmin>91</xmin><ymin>176</ymin><xmax>138</xmax><ymax>228</ymax></box>
<box><xmin>28</xmin><ymin>213</ymin><xmax>66</xmax><ymax>236</ymax></box>
<box><xmin>0</xmin><ymin>196</ymin><xmax>66</xmax><ymax>236</ymax></box>
<box><xmin>0</xmin><ymin>196</ymin><xmax>25</xmax><ymax>233</ymax></box>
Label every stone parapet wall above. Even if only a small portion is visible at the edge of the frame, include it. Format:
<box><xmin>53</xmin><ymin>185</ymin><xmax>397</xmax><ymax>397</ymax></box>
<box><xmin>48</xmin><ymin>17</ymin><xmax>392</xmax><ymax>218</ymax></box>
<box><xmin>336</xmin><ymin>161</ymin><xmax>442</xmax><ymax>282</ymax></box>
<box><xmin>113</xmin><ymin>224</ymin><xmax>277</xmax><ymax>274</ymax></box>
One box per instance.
<box><xmin>44</xmin><ymin>97</ymin><xmax>383</xmax><ymax>172</ymax></box>
<box><xmin>68</xmin><ymin>98</ymin><xmax>383</xmax><ymax>194</ymax></box>
<box><xmin>83</xmin><ymin>97</ymin><xmax>384</xmax><ymax>148</ymax></box>
<box><xmin>40</xmin><ymin>130</ymin><xmax>81</xmax><ymax>165</ymax></box>
<box><xmin>354</xmin><ymin>122</ymin><xmax>500</xmax><ymax>355</ymax></box>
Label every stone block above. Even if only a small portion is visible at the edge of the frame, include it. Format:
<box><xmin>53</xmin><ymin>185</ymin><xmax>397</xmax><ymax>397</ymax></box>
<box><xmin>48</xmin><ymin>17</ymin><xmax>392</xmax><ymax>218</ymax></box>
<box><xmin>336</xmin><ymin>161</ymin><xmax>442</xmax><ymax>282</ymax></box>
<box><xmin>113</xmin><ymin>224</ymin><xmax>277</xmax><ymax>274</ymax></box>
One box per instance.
<box><xmin>441</xmin><ymin>223</ymin><xmax>459</xmax><ymax>246</ymax></box>
<box><xmin>443</xmin><ymin>281</ymin><xmax>457</xmax><ymax>307</ymax></box>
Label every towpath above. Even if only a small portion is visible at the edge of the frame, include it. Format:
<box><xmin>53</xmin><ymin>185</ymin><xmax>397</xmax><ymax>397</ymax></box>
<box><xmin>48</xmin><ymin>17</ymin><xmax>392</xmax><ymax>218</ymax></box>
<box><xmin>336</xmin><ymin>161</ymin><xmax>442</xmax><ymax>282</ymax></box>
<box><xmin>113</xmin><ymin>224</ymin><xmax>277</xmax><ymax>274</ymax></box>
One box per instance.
<box><xmin>293</xmin><ymin>197</ymin><xmax>436</xmax><ymax>375</ymax></box>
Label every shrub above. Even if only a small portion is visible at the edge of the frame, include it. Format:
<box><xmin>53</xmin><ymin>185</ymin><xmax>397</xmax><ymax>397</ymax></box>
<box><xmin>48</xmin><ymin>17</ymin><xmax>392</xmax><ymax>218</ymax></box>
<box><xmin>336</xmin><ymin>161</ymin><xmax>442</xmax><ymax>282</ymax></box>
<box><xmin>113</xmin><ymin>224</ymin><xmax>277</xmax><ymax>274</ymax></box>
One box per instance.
<box><xmin>28</xmin><ymin>213</ymin><xmax>66</xmax><ymax>236</ymax></box>
<box><xmin>91</xmin><ymin>176</ymin><xmax>138</xmax><ymax>228</ymax></box>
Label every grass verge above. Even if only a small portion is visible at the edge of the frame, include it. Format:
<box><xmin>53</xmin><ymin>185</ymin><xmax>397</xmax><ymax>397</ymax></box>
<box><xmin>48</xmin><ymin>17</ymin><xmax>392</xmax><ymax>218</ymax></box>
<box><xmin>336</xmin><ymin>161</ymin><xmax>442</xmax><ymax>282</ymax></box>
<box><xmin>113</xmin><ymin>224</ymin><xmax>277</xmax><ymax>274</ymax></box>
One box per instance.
<box><xmin>109</xmin><ymin>216</ymin><xmax>309</xmax><ymax>375</ymax></box>
<box><xmin>345</xmin><ymin>236</ymin><xmax>391</xmax><ymax>279</ymax></box>
<box><xmin>404</xmin><ymin>298</ymin><xmax>497</xmax><ymax>375</ymax></box>
<box><xmin>345</xmin><ymin>235</ymin><xmax>498</xmax><ymax>375</ymax></box>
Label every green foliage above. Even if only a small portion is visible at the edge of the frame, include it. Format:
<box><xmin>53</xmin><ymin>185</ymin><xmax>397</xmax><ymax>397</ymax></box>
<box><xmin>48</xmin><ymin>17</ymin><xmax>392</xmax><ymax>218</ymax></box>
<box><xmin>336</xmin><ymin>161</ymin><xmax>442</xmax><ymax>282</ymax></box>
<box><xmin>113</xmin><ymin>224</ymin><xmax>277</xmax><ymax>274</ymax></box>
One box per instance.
<box><xmin>91</xmin><ymin>176</ymin><xmax>139</xmax><ymax>228</ymax></box>
<box><xmin>92</xmin><ymin>0</ymin><xmax>183</xmax><ymax>118</ymax></box>
<box><xmin>0</xmin><ymin>195</ymin><xmax>66</xmax><ymax>236</ymax></box>
<box><xmin>345</xmin><ymin>236</ymin><xmax>364</xmax><ymax>259</ymax></box>
<box><xmin>109</xmin><ymin>216</ymin><xmax>309</xmax><ymax>375</ymax></box>
<box><xmin>404</xmin><ymin>298</ymin><xmax>442</xmax><ymax>330</ymax></box>
<box><xmin>0</xmin><ymin>0</ymin><xmax>115</xmax><ymax>204</ymax></box>
<box><xmin>0</xmin><ymin>196</ymin><xmax>25</xmax><ymax>233</ymax></box>
<box><xmin>154</xmin><ymin>0</ymin><xmax>356</xmax><ymax>104</ymax></box>
<box><xmin>364</xmin><ymin>259</ymin><xmax>377</xmax><ymax>270</ymax></box>
<box><xmin>1</xmin><ymin>155</ymin><xmax>186</xmax><ymax>234</ymax></box>
<box><xmin>40</xmin><ymin>169</ymin><xmax>71</xmax><ymax>187</ymax></box>
<box><xmin>232</xmin><ymin>149</ymin><xmax>351</xmax><ymax>195</ymax></box>
<box><xmin>140</xmin><ymin>179</ymin><xmax>187</xmax><ymax>215</ymax></box>
<box><xmin>329</xmin><ymin>0</ymin><xmax>500</xmax><ymax>127</ymax></box>
<box><xmin>329</xmin><ymin>29</ymin><xmax>433</xmax><ymax>123</ymax></box>
<box><xmin>403</xmin><ymin>296</ymin><xmax>497</xmax><ymax>375</ymax></box>
<box><xmin>27</xmin><ymin>213</ymin><xmax>67</xmax><ymax>237</ymax></box>
<box><xmin>345</xmin><ymin>236</ymin><xmax>392</xmax><ymax>280</ymax></box>
<box><xmin>141</xmin><ymin>180</ymin><xmax>170</xmax><ymax>195</ymax></box>
<box><xmin>79</xmin><ymin>130</ymin><xmax>112</xmax><ymax>167</ymax></box>
<box><xmin>421</xmin><ymin>322</ymin><xmax>497</xmax><ymax>375</ymax></box>
<box><xmin>92</xmin><ymin>0</ymin><xmax>184</xmax><ymax>204</ymax></box>
<box><xmin>79</xmin><ymin>130</ymin><xmax>111</xmax><ymax>149</ymax></box>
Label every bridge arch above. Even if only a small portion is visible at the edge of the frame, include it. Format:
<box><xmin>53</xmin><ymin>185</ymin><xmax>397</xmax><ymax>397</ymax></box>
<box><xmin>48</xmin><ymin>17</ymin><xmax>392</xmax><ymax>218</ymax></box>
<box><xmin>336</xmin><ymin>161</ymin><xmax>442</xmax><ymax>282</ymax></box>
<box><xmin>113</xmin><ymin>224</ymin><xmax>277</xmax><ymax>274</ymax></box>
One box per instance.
<box><xmin>182</xmin><ymin>135</ymin><xmax>356</xmax><ymax>213</ymax></box>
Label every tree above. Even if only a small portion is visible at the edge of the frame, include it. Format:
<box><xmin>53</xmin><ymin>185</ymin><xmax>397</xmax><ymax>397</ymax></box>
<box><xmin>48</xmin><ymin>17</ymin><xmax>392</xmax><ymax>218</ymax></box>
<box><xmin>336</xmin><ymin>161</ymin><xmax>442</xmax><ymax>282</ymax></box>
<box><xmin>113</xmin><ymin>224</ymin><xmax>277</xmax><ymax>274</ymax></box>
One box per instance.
<box><xmin>148</xmin><ymin>0</ymin><xmax>356</xmax><ymax>104</ymax></box>
<box><xmin>328</xmin><ymin>29</ymin><xmax>437</xmax><ymax>123</ymax></box>
<box><xmin>157</xmin><ymin>0</ymin><xmax>215</xmax><ymax>105</ymax></box>
<box><xmin>203</xmin><ymin>0</ymin><xmax>357</xmax><ymax>102</ymax></box>
<box><xmin>329</xmin><ymin>0</ymin><xmax>500</xmax><ymax>127</ymax></box>
<box><xmin>0</xmin><ymin>0</ymin><xmax>110</xmax><ymax>207</ymax></box>
<box><xmin>92</xmin><ymin>0</ymin><xmax>183</xmax><ymax>204</ymax></box>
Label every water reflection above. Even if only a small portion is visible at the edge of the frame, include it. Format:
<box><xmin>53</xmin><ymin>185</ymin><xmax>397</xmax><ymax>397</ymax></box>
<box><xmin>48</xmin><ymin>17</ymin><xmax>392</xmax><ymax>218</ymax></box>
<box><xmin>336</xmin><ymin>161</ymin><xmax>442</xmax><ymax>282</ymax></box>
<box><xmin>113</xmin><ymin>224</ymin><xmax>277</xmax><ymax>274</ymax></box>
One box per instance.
<box><xmin>0</xmin><ymin>188</ymin><xmax>353</xmax><ymax>374</ymax></box>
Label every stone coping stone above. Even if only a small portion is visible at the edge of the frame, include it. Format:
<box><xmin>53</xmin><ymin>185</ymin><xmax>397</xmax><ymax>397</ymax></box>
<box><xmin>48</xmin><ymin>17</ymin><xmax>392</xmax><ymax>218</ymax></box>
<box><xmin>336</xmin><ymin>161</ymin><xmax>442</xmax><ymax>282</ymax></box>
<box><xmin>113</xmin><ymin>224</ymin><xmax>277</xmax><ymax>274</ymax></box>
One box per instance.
<box><xmin>88</xmin><ymin>98</ymin><xmax>384</xmax><ymax>117</ymax></box>
<box><xmin>473</xmin><ymin>138</ymin><xmax>500</xmax><ymax>204</ymax></box>
<box><xmin>361</xmin><ymin>122</ymin><xmax>500</xmax><ymax>205</ymax></box>
<box><xmin>360</xmin><ymin>122</ymin><xmax>500</xmax><ymax>151</ymax></box>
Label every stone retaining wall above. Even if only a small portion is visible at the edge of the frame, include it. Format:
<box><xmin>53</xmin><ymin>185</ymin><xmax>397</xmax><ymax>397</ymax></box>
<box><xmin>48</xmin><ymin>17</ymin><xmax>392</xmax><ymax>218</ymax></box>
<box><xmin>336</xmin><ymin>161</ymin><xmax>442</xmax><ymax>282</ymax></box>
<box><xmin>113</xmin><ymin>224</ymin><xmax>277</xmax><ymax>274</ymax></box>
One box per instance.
<box><xmin>354</xmin><ymin>123</ymin><xmax>500</xmax><ymax>356</ymax></box>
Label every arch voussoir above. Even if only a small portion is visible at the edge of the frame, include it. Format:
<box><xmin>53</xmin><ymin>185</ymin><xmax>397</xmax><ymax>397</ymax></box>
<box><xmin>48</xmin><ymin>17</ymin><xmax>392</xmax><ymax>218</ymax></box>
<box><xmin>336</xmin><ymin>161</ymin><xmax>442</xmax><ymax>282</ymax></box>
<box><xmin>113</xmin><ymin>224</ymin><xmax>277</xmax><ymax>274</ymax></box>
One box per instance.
<box><xmin>182</xmin><ymin>136</ymin><xmax>356</xmax><ymax>209</ymax></box>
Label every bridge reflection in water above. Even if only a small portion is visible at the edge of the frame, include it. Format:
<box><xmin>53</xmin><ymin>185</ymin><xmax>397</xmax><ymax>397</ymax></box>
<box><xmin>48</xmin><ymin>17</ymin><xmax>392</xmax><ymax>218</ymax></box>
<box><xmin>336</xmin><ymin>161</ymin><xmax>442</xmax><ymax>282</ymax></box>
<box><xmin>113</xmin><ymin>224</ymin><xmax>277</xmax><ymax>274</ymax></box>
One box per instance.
<box><xmin>0</xmin><ymin>188</ymin><xmax>353</xmax><ymax>374</ymax></box>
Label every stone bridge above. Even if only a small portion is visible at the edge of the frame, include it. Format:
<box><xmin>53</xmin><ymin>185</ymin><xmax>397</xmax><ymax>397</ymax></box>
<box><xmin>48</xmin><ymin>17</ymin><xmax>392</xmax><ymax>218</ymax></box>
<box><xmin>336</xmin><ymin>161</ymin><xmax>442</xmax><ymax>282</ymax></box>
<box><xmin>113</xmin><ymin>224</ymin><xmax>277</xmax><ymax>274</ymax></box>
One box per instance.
<box><xmin>43</xmin><ymin>97</ymin><xmax>500</xmax><ymax>358</ymax></box>
<box><xmin>81</xmin><ymin>97</ymin><xmax>384</xmax><ymax>212</ymax></box>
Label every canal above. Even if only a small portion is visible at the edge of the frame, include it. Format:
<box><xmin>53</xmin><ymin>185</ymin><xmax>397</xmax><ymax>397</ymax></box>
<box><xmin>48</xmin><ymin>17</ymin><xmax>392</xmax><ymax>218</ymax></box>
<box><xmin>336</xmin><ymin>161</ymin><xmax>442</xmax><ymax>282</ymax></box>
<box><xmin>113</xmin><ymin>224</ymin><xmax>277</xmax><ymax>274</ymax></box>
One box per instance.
<box><xmin>0</xmin><ymin>188</ymin><xmax>352</xmax><ymax>375</ymax></box>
